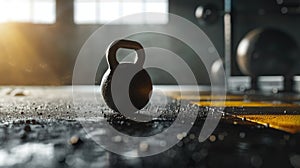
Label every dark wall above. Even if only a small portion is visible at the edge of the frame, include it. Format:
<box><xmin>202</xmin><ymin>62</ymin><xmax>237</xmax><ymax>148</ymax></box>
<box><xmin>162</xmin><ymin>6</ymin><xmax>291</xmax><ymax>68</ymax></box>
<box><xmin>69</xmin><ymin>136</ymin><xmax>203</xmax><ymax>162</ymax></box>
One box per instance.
<box><xmin>0</xmin><ymin>0</ymin><xmax>224</xmax><ymax>85</ymax></box>
<box><xmin>170</xmin><ymin>0</ymin><xmax>224</xmax><ymax>58</ymax></box>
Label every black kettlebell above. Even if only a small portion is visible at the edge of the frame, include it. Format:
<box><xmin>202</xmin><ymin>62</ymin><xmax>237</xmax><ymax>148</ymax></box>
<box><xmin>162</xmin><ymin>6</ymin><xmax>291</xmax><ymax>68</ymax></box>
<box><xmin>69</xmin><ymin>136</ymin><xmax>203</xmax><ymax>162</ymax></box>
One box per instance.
<box><xmin>237</xmin><ymin>28</ymin><xmax>299</xmax><ymax>76</ymax></box>
<box><xmin>101</xmin><ymin>39</ymin><xmax>152</xmax><ymax>113</ymax></box>
<box><xmin>237</xmin><ymin>28</ymin><xmax>300</xmax><ymax>91</ymax></box>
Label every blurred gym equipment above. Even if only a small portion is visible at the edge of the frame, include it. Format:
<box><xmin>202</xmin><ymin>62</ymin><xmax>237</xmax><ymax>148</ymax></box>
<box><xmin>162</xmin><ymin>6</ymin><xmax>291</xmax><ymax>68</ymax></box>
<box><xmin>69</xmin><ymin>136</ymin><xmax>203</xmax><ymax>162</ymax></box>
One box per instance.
<box><xmin>237</xmin><ymin>28</ymin><xmax>300</xmax><ymax>92</ymax></box>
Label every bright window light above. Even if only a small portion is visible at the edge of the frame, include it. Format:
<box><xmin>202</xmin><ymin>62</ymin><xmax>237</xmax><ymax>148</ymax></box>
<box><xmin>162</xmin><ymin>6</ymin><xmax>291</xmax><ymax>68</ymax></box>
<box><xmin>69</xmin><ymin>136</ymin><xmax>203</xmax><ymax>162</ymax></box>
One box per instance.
<box><xmin>0</xmin><ymin>0</ymin><xmax>56</xmax><ymax>24</ymax></box>
<box><xmin>74</xmin><ymin>0</ymin><xmax>169</xmax><ymax>24</ymax></box>
<box><xmin>74</xmin><ymin>0</ymin><xmax>97</xmax><ymax>24</ymax></box>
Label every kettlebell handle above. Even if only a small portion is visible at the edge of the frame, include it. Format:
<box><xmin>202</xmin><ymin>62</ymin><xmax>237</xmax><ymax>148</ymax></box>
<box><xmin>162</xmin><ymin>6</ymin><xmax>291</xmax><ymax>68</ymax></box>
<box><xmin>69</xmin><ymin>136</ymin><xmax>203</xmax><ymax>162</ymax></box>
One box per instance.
<box><xmin>106</xmin><ymin>39</ymin><xmax>145</xmax><ymax>70</ymax></box>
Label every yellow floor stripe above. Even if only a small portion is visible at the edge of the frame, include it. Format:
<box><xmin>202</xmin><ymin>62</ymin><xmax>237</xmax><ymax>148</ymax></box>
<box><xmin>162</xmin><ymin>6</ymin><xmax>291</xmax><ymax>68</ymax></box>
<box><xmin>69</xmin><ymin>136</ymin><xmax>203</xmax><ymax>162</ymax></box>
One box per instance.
<box><xmin>172</xmin><ymin>95</ymin><xmax>243</xmax><ymax>101</ymax></box>
<box><xmin>236</xmin><ymin>115</ymin><xmax>300</xmax><ymax>134</ymax></box>
<box><xmin>166</xmin><ymin>91</ymin><xmax>300</xmax><ymax>133</ymax></box>
<box><xmin>192</xmin><ymin>101</ymin><xmax>298</xmax><ymax>107</ymax></box>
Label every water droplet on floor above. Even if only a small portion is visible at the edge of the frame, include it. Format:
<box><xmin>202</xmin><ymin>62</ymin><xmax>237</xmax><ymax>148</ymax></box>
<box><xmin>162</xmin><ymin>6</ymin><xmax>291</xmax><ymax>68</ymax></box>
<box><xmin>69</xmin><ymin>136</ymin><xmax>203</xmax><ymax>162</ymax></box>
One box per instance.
<box><xmin>177</xmin><ymin>133</ymin><xmax>184</xmax><ymax>140</ymax></box>
<box><xmin>159</xmin><ymin>140</ymin><xmax>167</xmax><ymax>147</ymax></box>
<box><xmin>239</xmin><ymin>132</ymin><xmax>246</xmax><ymax>138</ymax></box>
<box><xmin>189</xmin><ymin>134</ymin><xmax>195</xmax><ymax>140</ymax></box>
<box><xmin>112</xmin><ymin>135</ymin><xmax>122</xmax><ymax>143</ymax></box>
<box><xmin>69</xmin><ymin>136</ymin><xmax>81</xmax><ymax>145</ymax></box>
<box><xmin>209</xmin><ymin>135</ymin><xmax>216</xmax><ymax>142</ymax></box>
<box><xmin>218</xmin><ymin>134</ymin><xmax>225</xmax><ymax>141</ymax></box>
<box><xmin>139</xmin><ymin>142</ymin><xmax>149</xmax><ymax>152</ymax></box>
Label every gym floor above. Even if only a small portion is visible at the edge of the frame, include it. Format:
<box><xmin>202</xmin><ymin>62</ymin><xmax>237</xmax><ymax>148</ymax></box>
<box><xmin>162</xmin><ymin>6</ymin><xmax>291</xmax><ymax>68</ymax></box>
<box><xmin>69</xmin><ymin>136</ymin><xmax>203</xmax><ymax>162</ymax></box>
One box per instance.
<box><xmin>0</xmin><ymin>86</ymin><xmax>299</xmax><ymax>168</ymax></box>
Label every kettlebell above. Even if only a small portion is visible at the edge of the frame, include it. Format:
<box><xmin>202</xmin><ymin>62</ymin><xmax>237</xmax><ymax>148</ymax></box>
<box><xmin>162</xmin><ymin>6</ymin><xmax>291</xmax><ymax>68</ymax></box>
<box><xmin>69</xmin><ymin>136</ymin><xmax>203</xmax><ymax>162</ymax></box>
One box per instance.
<box><xmin>237</xmin><ymin>28</ymin><xmax>299</xmax><ymax>77</ymax></box>
<box><xmin>237</xmin><ymin>28</ymin><xmax>300</xmax><ymax>91</ymax></box>
<box><xmin>101</xmin><ymin>39</ymin><xmax>153</xmax><ymax>113</ymax></box>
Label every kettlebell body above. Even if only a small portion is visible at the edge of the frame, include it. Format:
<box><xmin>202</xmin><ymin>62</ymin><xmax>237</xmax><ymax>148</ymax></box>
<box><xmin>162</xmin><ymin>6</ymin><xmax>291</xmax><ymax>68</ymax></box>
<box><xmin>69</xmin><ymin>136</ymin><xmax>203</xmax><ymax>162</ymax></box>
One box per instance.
<box><xmin>237</xmin><ymin>28</ymin><xmax>300</xmax><ymax>77</ymax></box>
<box><xmin>101</xmin><ymin>40</ymin><xmax>152</xmax><ymax>112</ymax></box>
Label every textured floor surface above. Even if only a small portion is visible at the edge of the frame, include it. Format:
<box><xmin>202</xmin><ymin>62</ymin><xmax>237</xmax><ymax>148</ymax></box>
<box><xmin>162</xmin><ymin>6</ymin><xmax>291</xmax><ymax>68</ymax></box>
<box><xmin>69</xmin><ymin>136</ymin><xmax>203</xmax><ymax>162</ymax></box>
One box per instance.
<box><xmin>0</xmin><ymin>86</ymin><xmax>300</xmax><ymax>168</ymax></box>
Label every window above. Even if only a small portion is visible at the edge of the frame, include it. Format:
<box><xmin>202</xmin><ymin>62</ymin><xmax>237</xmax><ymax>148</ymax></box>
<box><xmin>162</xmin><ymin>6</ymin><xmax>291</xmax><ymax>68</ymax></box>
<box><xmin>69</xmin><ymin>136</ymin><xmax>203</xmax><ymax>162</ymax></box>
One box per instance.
<box><xmin>74</xmin><ymin>0</ymin><xmax>168</xmax><ymax>24</ymax></box>
<box><xmin>0</xmin><ymin>0</ymin><xmax>56</xmax><ymax>24</ymax></box>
